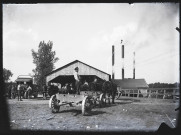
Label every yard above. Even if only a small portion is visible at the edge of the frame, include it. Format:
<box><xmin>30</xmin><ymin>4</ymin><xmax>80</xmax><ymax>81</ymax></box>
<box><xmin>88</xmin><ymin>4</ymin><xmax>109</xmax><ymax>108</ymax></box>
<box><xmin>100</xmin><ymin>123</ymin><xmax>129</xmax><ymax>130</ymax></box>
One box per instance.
<box><xmin>7</xmin><ymin>96</ymin><xmax>179</xmax><ymax>132</ymax></box>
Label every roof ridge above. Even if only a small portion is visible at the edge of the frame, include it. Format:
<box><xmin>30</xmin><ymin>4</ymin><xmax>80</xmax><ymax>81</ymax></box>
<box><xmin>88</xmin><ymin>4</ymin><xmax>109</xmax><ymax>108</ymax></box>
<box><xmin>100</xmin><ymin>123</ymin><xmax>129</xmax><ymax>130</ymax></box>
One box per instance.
<box><xmin>46</xmin><ymin>59</ymin><xmax>110</xmax><ymax>76</ymax></box>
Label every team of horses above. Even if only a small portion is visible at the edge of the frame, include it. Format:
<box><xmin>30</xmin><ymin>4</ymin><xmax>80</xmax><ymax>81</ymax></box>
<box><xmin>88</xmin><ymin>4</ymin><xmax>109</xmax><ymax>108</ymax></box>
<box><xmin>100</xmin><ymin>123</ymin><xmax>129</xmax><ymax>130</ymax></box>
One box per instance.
<box><xmin>48</xmin><ymin>80</ymin><xmax>117</xmax><ymax>104</ymax></box>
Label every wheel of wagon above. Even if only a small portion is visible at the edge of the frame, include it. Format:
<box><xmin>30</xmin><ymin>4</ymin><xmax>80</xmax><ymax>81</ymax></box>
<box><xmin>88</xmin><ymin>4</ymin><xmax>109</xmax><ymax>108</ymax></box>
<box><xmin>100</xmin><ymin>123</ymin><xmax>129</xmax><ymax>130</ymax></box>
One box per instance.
<box><xmin>49</xmin><ymin>95</ymin><xmax>60</xmax><ymax>113</ymax></box>
<box><xmin>99</xmin><ymin>93</ymin><xmax>106</xmax><ymax>107</ymax></box>
<box><xmin>82</xmin><ymin>96</ymin><xmax>93</xmax><ymax>116</ymax></box>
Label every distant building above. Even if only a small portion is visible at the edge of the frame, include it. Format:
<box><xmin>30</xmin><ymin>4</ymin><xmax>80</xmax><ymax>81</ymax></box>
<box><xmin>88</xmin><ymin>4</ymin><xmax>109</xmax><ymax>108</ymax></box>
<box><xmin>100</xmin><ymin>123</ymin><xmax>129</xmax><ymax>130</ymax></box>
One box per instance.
<box><xmin>112</xmin><ymin>78</ymin><xmax>148</xmax><ymax>89</ymax></box>
<box><xmin>46</xmin><ymin>60</ymin><xmax>111</xmax><ymax>86</ymax></box>
<box><xmin>112</xmin><ymin>78</ymin><xmax>149</xmax><ymax>97</ymax></box>
<box><xmin>15</xmin><ymin>75</ymin><xmax>33</xmax><ymax>85</ymax></box>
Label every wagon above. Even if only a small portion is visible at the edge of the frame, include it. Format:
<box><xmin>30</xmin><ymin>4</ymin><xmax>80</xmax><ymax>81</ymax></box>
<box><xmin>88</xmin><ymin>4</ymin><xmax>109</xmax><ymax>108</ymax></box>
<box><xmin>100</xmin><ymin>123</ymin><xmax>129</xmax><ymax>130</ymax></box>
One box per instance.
<box><xmin>49</xmin><ymin>88</ymin><xmax>106</xmax><ymax>115</ymax></box>
<box><xmin>48</xmin><ymin>79</ymin><xmax>117</xmax><ymax>115</ymax></box>
<box><xmin>49</xmin><ymin>90</ymin><xmax>105</xmax><ymax>115</ymax></box>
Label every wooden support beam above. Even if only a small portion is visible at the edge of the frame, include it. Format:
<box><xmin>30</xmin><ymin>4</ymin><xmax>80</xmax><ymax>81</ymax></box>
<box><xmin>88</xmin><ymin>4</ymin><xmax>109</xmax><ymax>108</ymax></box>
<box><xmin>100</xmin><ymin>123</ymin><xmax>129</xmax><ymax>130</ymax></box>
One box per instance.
<box><xmin>137</xmin><ymin>89</ymin><xmax>139</xmax><ymax>98</ymax></box>
<box><xmin>156</xmin><ymin>90</ymin><xmax>158</xmax><ymax>99</ymax></box>
<box><xmin>163</xmin><ymin>89</ymin><xmax>166</xmax><ymax>99</ymax></box>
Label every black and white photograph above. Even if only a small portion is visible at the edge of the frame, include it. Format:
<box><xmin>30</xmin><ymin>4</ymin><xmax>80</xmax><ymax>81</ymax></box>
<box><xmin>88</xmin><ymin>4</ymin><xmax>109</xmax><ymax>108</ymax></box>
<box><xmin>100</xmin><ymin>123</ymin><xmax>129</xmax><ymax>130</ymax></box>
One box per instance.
<box><xmin>2</xmin><ymin>3</ymin><xmax>180</xmax><ymax>132</ymax></box>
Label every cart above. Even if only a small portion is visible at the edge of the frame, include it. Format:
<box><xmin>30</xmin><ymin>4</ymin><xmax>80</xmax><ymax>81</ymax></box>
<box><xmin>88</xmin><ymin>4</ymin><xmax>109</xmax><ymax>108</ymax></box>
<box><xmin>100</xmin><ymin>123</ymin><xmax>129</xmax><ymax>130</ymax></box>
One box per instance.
<box><xmin>49</xmin><ymin>92</ymin><xmax>90</xmax><ymax>115</ymax></box>
<box><xmin>49</xmin><ymin>90</ymin><xmax>105</xmax><ymax>115</ymax></box>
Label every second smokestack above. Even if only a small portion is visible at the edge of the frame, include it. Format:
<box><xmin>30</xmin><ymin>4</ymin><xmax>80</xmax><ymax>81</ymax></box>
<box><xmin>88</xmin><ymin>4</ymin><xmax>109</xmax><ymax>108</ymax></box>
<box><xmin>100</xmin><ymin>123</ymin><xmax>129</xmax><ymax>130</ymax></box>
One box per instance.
<box><xmin>122</xmin><ymin>45</ymin><xmax>124</xmax><ymax>80</ymax></box>
<box><xmin>133</xmin><ymin>52</ymin><xmax>135</xmax><ymax>79</ymax></box>
<box><xmin>112</xmin><ymin>45</ymin><xmax>115</xmax><ymax>79</ymax></box>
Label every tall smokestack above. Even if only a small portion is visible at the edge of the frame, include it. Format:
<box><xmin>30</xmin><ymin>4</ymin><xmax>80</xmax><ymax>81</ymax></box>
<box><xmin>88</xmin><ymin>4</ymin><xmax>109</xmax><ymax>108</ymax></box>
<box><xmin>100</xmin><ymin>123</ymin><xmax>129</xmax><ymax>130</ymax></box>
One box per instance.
<box><xmin>122</xmin><ymin>44</ymin><xmax>124</xmax><ymax>80</ymax></box>
<box><xmin>112</xmin><ymin>45</ymin><xmax>115</xmax><ymax>79</ymax></box>
<box><xmin>133</xmin><ymin>52</ymin><xmax>135</xmax><ymax>79</ymax></box>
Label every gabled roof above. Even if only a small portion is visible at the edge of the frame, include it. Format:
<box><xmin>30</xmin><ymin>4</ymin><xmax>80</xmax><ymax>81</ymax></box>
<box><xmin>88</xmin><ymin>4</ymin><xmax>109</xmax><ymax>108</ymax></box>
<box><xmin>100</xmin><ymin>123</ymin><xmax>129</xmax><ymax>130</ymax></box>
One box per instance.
<box><xmin>46</xmin><ymin>60</ymin><xmax>110</xmax><ymax>76</ymax></box>
<box><xmin>112</xmin><ymin>79</ymin><xmax>148</xmax><ymax>89</ymax></box>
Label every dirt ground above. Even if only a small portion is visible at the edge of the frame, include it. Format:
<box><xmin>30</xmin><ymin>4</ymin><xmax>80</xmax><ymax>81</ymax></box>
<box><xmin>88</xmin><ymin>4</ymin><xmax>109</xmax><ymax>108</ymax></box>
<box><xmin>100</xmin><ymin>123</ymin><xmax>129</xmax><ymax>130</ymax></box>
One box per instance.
<box><xmin>7</xmin><ymin>96</ymin><xmax>179</xmax><ymax>131</ymax></box>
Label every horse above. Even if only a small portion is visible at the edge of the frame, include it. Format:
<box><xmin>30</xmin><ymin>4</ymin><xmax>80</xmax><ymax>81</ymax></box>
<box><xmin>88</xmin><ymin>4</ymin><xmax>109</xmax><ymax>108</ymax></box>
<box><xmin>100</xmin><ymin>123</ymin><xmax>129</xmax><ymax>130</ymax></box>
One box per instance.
<box><xmin>102</xmin><ymin>80</ymin><xmax>117</xmax><ymax>104</ymax></box>
<box><xmin>87</xmin><ymin>79</ymin><xmax>117</xmax><ymax>105</ymax></box>
<box><xmin>48</xmin><ymin>84</ymin><xmax>59</xmax><ymax>97</ymax></box>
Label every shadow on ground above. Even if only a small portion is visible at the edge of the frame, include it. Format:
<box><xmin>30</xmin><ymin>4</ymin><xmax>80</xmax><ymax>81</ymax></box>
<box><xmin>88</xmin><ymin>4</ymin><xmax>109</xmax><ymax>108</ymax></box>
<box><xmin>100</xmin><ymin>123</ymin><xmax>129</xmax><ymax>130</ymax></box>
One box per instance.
<box><xmin>58</xmin><ymin>109</ymin><xmax>106</xmax><ymax>116</ymax></box>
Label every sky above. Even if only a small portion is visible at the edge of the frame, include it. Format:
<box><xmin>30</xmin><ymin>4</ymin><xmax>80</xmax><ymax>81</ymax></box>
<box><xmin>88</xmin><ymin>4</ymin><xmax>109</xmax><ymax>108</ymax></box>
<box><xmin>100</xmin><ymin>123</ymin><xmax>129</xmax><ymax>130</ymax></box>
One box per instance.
<box><xmin>3</xmin><ymin>3</ymin><xmax>180</xmax><ymax>84</ymax></box>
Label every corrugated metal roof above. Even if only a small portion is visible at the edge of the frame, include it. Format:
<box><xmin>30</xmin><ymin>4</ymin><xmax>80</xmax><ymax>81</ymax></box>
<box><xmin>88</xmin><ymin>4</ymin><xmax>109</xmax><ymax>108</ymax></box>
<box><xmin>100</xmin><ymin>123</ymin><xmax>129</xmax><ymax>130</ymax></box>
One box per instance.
<box><xmin>112</xmin><ymin>79</ymin><xmax>148</xmax><ymax>89</ymax></box>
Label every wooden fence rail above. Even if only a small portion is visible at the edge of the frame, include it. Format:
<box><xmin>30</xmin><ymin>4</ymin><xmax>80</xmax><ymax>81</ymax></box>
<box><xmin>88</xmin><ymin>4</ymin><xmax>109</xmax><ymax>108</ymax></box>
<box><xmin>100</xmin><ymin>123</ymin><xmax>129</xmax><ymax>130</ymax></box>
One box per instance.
<box><xmin>118</xmin><ymin>87</ymin><xmax>179</xmax><ymax>100</ymax></box>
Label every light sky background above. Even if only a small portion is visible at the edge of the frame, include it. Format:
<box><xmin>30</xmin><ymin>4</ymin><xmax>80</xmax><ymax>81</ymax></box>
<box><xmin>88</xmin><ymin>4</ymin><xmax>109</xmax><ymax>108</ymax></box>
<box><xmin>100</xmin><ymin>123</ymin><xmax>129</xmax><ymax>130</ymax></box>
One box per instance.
<box><xmin>3</xmin><ymin>3</ymin><xmax>180</xmax><ymax>84</ymax></box>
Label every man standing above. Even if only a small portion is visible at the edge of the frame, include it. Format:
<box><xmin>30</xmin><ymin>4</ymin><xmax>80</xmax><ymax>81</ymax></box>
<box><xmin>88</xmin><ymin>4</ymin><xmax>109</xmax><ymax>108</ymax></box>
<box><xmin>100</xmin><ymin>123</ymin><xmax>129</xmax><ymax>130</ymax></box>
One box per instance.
<box><xmin>11</xmin><ymin>85</ymin><xmax>15</xmax><ymax>99</ymax></box>
<box><xmin>73</xmin><ymin>67</ymin><xmax>81</xmax><ymax>95</ymax></box>
<box><xmin>17</xmin><ymin>83</ymin><xmax>23</xmax><ymax>101</ymax></box>
<box><xmin>58</xmin><ymin>83</ymin><xmax>62</xmax><ymax>94</ymax></box>
<box><xmin>27</xmin><ymin>85</ymin><xmax>32</xmax><ymax>99</ymax></box>
<box><xmin>42</xmin><ymin>85</ymin><xmax>47</xmax><ymax>100</ymax></box>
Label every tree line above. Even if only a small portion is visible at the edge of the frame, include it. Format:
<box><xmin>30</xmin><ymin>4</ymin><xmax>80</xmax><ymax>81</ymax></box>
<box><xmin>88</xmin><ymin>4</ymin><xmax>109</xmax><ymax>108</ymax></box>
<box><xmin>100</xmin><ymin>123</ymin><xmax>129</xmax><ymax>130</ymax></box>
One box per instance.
<box><xmin>3</xmin><ymin>40</ymin><xmax>59</xmax><ymax>93</ymax></box>
<box><xmin>148</xmin><ymin>82</ymin><xmax>180</xmax><ymax>88</ymax></box>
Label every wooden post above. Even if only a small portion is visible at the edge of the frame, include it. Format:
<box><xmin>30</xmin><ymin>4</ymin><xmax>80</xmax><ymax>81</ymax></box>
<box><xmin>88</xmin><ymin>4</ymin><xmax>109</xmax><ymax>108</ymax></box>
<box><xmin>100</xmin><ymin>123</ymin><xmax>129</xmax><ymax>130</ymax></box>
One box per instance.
<box><xmin>128</xmin><ymin>90</ymin><xmax>130</xmax><ymax>97</ymax></box>
<box><xmin>173</xmin><ymin>89</ymin><xmax>175</xmax><ymax>101</ymax></box>
<box><xmin>156</xmin><ymin>90</ymin><xmax>158</xmax><ymax>99</ymax></box>
<box><xmin>137</xmin><ymin>89</ymin><xmax>139</xmax><ymax>98</ymax></box>
<box><xmin>148</xmin><ymin>89</ymin><xmax>151</xmax><ymax>98</ymax></box>
<box><xmin>163</xmin><ymin>89</ymin><xmax>166</xmax><ymax>99</ymax></box>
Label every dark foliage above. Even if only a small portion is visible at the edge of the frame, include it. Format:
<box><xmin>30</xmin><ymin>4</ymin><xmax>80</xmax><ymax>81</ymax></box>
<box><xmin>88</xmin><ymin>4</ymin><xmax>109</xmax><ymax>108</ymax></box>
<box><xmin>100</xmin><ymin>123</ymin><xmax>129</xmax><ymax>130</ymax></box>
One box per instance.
<box><xmin>31</xmin><ymin>40</ymin><xmax>59</xmax><ymax>92</ymax></box>
<box><xmin>148</xmin><ymin>82</ymin><xmax>180</xmax><ymax>88</ymax></box>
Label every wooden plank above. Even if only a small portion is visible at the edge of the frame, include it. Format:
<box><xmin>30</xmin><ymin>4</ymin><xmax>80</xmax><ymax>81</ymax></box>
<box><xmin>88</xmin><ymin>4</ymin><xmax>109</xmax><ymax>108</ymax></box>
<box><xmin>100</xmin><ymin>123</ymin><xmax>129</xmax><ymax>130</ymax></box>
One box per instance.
<box><xmin>137</xmin><ymin>89</ymin><xmax>139</xmax><ymax>98</ymax></box>
<box><xmin>56</xmin><ymin>94</ymin><xmax>85</xmax><ymax>103</ymax></box>
<box><xmin>163</xmin><ymin>90</ymin><xmax>166</xmax><ymax>99</ymax></box>
<box><xmin>128</xmin><ymin>90</ymin><xmax>130</xmax><ymax>97</ymax></box>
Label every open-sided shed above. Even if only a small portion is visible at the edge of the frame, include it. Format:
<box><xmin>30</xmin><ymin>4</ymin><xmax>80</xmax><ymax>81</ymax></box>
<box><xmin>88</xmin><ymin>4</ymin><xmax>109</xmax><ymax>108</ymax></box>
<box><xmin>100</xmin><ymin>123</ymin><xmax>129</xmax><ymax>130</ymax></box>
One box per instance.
<box><xmin>45</xmin><ymin>60</ymin><xmax>111</xmax><ymax>85</ymax></box>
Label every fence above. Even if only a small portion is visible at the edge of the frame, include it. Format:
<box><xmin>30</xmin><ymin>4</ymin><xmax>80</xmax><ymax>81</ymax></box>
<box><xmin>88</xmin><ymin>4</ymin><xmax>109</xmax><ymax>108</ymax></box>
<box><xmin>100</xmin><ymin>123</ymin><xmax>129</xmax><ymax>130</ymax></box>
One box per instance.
<box><xmin>118</xmin><ymin>87</ymin><xmax>180</xmax><ymax>100</ymax></box>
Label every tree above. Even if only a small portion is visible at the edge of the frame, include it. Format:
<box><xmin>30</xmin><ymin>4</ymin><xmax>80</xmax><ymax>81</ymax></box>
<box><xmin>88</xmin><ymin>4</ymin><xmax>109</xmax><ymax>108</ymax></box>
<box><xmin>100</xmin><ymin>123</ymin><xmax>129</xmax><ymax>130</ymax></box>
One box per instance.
<box><xmin>3</xmin><ymin>68</ymin><xmax>13</xmax><ymax>82</ymax></box>
<box><xmin>31</xmin><ymin>40</ymin><xmax>59</xmax><ymax>90</ymax></box>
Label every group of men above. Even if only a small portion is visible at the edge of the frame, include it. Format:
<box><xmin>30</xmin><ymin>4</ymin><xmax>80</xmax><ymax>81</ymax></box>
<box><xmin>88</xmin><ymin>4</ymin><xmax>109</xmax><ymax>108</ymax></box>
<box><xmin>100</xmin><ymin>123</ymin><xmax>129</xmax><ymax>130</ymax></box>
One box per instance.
<box><xmin>16</xmin><ymin>84</ymin><xmax>32</xmax><ymax>101</ymax></box>
<box><xmin>7</xmin><ymin>83</ymin><xmax>32</xmax><ymax>101</ymax></box>
<box><xmin>11</xmin><ymin>66</ymin><xmax>94</xmax><ymax>100</ymax></box>
<box><xmin>46</xmin><ymin>66</ymin><xmax>93</xmax><ymax>96</ymax></box>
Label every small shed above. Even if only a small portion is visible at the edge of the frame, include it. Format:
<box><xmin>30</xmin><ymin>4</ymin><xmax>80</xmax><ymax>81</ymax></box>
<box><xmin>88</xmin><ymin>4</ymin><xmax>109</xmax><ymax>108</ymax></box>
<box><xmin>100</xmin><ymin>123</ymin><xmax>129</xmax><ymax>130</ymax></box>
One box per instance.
<box><xmin>45</xmin><ymin>60</ymin><xmax>111</xmax><ymax>85</ymax></box>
